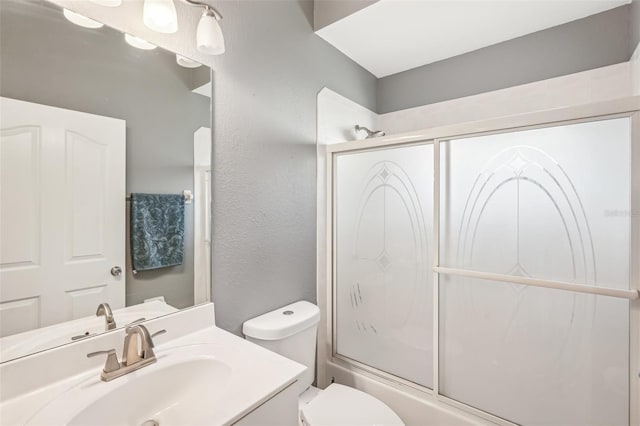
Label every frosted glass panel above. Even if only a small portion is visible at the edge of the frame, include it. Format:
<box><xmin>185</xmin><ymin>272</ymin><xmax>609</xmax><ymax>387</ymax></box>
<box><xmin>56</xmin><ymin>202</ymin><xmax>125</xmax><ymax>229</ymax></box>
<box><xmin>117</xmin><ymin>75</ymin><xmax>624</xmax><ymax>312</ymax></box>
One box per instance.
<box><xmin>335</xmin><ymin>144</ymin><xmax>433</xmax><ymax>387</ymax></box>
<box><xmin>440</xmin><ymin>118</ymin><xmax>631</xmax><ymax>289</ymax></box>
<box><xmin>440</xmin><ymin>275</ymin><xmax>629</xmax><ymax>425</ymax></box>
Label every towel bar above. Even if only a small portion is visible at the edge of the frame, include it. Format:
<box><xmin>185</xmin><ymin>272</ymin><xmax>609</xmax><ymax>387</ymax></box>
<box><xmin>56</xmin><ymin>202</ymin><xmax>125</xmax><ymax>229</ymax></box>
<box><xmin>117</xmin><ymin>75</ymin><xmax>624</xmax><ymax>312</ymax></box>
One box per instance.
<box><xmin>126</xmin><ymin>190</ymin><xmax>193</xmax><ymax>204</ymax></box>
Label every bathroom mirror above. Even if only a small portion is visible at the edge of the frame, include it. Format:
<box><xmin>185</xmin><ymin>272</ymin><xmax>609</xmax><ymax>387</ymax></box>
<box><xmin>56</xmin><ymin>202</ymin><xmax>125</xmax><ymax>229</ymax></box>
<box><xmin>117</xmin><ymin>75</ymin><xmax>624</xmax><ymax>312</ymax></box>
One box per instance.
<box><xmin>0</xmin><ymin>0</ymin><xmax>212</xmax><ymax>362</ymax></box>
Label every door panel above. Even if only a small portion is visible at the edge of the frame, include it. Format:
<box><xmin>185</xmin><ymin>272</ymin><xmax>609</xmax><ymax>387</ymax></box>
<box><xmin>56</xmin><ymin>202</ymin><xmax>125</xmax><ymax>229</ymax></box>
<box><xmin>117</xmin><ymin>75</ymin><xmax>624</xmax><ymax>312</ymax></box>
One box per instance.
<box><xmin>65</xmin><ymin>130</ymin><xmax>107</xmax><ymax>260</ymax></box>
<box><xmin>65</xmin><ymin>285</ymin><xmax>110</xmax><ymax>319</ymax></box>
<box><xmin>0</xmin><ymin>297</ymin><xmax>40</xmax><ymax>336</ymax></box>
<box><xmin>0</xmin><ymin>126</ymin><xmax>40</xmax><ymax>268</ymax></box>
<box><xmin>0</xmin><ymin>97</ymin><xmax>126</xmax><ymax>337</ymax></box>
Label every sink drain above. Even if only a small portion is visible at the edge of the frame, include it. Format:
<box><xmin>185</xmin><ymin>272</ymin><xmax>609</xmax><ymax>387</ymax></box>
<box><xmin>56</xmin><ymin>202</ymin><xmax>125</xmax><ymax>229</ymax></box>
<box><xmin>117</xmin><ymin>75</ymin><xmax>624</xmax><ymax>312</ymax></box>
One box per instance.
<box><xmin>141</xmin><ymin>420</ymin><xmax>159</xmax><ymax>426</ymax></box>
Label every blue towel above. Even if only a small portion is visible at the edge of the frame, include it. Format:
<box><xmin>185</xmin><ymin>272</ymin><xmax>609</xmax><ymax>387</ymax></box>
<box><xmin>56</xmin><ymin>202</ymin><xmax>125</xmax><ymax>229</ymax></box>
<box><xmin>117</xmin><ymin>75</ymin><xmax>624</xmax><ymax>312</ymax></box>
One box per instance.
<box><xmin>130</xmin><ymin>193</ymin><xmax>185</xmax><ymax>271</ymax></box>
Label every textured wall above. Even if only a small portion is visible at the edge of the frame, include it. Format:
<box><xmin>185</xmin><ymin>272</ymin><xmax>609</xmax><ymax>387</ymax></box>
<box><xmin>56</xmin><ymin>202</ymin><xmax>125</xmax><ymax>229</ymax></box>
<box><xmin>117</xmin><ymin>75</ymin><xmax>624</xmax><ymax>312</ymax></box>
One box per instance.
<box><xmin>377</xmin><ymin>4</ymin><xmax>633</xmax><ymax>113</ymax></box>
<box><xmin>0</xmin><ymin>0</ymin><xmax>210</xmax><ymax>309</ymax></box>
<box><xmin>209</xmin><ymin>0</ymin><xmax>376</xmax><ymax>334</ymax></box>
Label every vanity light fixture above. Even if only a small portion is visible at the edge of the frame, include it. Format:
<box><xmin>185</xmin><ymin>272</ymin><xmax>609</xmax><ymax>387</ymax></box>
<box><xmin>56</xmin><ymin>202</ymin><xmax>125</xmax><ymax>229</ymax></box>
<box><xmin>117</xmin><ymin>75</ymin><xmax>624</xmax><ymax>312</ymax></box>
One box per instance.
<box><xmin>124</xmin><ymin>33</ymin><xmax>158</xmax><ymax>50</ymax></box>
<box><xmin>182</xmin><ymin>1</ymin><xmax>225</xmax><ymax>55</ymax></box>
<box><xmin>196</xmin><ymin>6</ymin><xmax>225</xmax><ymax>55</ymax></box>
<box><xmin>63</xmin><ymin>9</ymin><xmax>104</xmax><ymax>29</ymax></box>
<box><xmin>143</xmin><ymin>0</ymin><xmax>179</xmax><ymax>34</ymax></box>
<box><xmin>176</xmin><ymin>54</ymin><xmax>202</xmax><ymax>68</ymax></box>
<box><xmin>88</xmin><ymin>0</ymin><xmax>122</xmax><ymax>6</ymax></box>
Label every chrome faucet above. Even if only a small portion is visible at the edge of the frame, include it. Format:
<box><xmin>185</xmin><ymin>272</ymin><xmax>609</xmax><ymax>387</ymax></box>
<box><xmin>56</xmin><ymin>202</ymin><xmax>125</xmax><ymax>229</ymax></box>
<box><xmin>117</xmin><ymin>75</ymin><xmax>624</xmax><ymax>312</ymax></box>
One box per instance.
<box><xmin>123</xmin><ymin>323</ymin><xmax>156</xmax><ymax>366</ymax></box>
<box><xmin>87</xmin><ymin>324</ymin><xmax>166</xmax><ymax>382</ymax></box>
<box><xmin>96</xmin><ymin>303</ymin><xmax>117</xmax><ymax>331</ymax></box>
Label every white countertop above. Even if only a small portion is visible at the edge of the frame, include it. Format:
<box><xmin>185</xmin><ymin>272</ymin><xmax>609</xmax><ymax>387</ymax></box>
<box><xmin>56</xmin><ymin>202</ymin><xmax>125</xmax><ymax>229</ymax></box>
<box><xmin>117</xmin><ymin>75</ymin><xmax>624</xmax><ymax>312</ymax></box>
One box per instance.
<box><xmin>0</xmin><ymin>304</ymin><xmax>306</xmax><ymax>425</ymax></box>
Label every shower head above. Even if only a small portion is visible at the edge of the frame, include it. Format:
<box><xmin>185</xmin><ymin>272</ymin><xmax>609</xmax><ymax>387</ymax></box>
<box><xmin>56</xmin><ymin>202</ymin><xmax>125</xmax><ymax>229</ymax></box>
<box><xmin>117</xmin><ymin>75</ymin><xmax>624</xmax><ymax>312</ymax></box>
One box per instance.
<box><xmin>355</xmin><ymin>125</ymin><xmax>386</xmax><ymax>139</ymax></box>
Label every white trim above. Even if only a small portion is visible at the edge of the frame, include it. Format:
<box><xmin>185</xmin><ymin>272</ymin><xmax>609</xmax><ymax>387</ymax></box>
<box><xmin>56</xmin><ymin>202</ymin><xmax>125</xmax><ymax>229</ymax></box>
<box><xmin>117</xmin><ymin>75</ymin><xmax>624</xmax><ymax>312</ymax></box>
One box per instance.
<box><xmin>328</xmin><ymin>356</ymin><xmax>515</xmax><ymax>426</ymax></box>
<box><xmin>317</xmin><ymin>131</ymin><xmax>328</xmax><ymax>388</ymax></box>
<box><xmin>193</xmin><ymin>126</ymin><xmax>212</xmax><ymax>306</ymax></box>
<box><xmin>629</xmin><ymin>111</ymin><xmax>640</xmax><ymax>426</ymax></box>
<box><xmin>632</xmin><ymin>42</ymin><xmax>640</xmax><ymax>62</ymax></box>
<box><xmin>329</xmin><ymin>153</ymin><xmax>337</xmax><ymax>359</ymax></box>
<box><xmin>327</xmin><ymin>97</ymin><xmax>640</xmax><ymax>154</ymax></box>
<box><xmin>325</xmin><ymin>359</ymin><xmax>490</xmax><ymax>426</ymax></box>
<box><xmin>435</xmin><ymin>395</ymin><xmax>516</xmax><ymax>426</ymax></box>
<box><xmin>435</xmin><ymin>267</ymin><xmax>639</xmax><ymax>301</ymax></box>
<box><xmin>432</xmin><ymin>139</ymin><xmax>440</xmax><ymax>396</ymax></box>
<box><xmin>332</xmin><ymin>354</ymin><xmax>434</xmax><ymax>395</ymax></box>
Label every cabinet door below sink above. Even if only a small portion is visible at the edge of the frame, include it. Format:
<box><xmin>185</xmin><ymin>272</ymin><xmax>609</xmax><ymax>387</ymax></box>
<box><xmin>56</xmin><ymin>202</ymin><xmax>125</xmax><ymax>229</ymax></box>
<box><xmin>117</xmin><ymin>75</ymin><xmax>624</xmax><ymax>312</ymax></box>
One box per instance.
<box><xmin>234</xmin><ymin>382</ymin><xmax>299</xmax><ymax>426</ymax></box>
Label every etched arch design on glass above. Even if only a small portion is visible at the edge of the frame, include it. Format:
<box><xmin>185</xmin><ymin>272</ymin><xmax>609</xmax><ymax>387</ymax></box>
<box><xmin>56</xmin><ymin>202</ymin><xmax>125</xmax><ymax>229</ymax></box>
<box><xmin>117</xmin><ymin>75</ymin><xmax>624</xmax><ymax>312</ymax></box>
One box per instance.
<box><xmin>456</xmin><ymin>145</ymin><xmax>596</xmax><ymax>285</ymax></box>
<box><xmin>349</xmin><ymin>160</ymin><xmax>430</xmax><ymax>345</ymax></box>
<box><xmin>451</xmin><ymin>144</ymin><xmax>598</xmax><ymax>375</ymax></box>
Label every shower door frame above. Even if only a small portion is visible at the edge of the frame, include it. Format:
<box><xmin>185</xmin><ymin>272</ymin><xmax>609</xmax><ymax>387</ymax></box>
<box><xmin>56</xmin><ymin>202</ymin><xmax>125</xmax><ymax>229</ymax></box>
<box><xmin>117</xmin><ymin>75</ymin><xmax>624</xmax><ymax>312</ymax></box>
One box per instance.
<box><xmin>324</xmin><ymin>96</ymin><xmax>640</xmax><ymax>426</ymax></box>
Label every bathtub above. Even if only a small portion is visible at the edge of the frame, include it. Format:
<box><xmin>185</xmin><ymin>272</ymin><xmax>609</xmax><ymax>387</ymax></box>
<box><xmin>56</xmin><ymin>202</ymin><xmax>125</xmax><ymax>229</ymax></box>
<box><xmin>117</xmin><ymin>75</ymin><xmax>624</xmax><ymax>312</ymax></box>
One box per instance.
<box><xmin>322</xmin><ymin>360</ymin><xmax>492</xmax><ymax>426</ymax></box>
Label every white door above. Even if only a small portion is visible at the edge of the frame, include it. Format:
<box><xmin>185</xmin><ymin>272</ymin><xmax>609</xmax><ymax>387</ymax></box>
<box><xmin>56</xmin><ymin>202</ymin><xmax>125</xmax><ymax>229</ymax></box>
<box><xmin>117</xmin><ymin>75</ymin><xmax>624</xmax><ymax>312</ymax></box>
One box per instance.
<box><xmin>0</xmin><ymin>97</ymin><xmax>126</xmax><ymax>337</ymax></box>
<box><xmin>193</xmin><ymin>127</ymin><xmax>211</xmax><ymax>305</ymax></box>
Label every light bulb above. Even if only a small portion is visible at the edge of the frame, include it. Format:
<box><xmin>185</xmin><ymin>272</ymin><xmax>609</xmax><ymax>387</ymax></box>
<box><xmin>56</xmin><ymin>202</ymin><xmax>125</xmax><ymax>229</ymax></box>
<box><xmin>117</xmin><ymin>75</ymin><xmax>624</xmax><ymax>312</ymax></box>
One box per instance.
<box><xmin>176</xmin><ymin>54</ymin><xmax>202</xmax><ymax>68</ymax></box>
<box><xmin>143</xmin><ymin>0</ymin><xmax>178</xmax><ymax>34</ymax></box>
<box><xmin>124</xmin><ymin>34</ymin><xmax>157</xmax><ymax>50</ymax></box>
<box><xmin>197</xmin><ymin>8</ymin><xmax>225</xmax><ymax>55</ymax></box>
<box><xmin>63</xmin><ymin>9</ymin><xmax>104</xmax><ymax>29</ymax></box>
<box><xmin>89</xmin><ymin>0</ymin><xmax>122</xmax><ymax>6</ymax></box>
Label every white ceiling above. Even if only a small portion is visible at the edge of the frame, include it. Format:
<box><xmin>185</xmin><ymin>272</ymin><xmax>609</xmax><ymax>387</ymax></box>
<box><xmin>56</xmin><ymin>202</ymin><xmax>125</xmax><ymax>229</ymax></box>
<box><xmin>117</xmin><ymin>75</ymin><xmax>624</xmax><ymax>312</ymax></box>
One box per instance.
<box><xmin>316</xmin><ymin>0</ymin><xmax>630</xmax><ymax>78</ymax></box>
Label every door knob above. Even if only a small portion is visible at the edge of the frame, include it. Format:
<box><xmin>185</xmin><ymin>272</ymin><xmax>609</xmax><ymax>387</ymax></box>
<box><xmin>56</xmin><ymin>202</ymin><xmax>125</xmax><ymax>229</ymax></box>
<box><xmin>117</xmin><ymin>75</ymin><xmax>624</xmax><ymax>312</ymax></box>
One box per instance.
<box><xmin>110</xmin><ymin>266</ymin><xmax>122</xmax><ymax>277</ymax></box>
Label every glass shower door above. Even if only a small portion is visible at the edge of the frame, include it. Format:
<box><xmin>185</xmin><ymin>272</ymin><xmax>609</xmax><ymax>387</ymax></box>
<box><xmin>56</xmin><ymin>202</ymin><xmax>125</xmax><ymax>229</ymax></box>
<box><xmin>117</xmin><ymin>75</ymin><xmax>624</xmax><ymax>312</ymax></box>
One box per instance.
<box><xmin>331</xmin><ymin>113</ymin><xmax>635</xmax><ymax>426</ymax></box>
<box><xmin>334</xmin><ymin>144</ymin><xmax>434</xmax><ymax>388</ymax></box>
<box><xmin>438</xmin><ymin>117</ymin><xmax>631</xmax><ymax>425</ymax></box>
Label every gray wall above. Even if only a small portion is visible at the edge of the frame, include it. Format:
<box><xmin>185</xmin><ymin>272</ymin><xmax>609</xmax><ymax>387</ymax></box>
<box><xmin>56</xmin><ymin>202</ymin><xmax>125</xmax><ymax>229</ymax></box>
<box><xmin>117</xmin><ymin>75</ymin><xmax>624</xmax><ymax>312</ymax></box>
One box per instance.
<box><xmin>0</xmin><ymin>0</ymin><xmax>210</xmax><ymax>309</ymax></box>
<box><xmin>314</xmin><ymin>0</ymin><xmax>379</xmax><ymax>31</ymax></box>
<box><xmin>377</xmin><ymin>4</ymin><xmax>633</xmax><ymax>113</ymax></box>
<box><xmin>209</xmin><ymin>0</ymin><xmax>376</xmax><ymax>334</ymax></box>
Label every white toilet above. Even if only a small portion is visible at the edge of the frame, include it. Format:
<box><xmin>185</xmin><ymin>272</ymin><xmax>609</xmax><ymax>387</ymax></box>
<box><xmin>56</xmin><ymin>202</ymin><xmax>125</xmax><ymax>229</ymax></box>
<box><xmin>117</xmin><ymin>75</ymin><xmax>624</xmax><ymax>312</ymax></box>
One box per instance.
<box><xmin>243</xmin><ymin>301</ymin><xmax>405</xmax><ymax>426</ymax></box>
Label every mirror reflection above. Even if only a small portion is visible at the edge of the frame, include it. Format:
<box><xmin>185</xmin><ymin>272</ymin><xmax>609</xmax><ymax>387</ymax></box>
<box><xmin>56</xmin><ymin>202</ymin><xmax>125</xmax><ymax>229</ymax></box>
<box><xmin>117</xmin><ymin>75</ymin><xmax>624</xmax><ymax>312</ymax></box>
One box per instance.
<box><xmin>0</xmin><ymin>0</ymin><xmax>212</xmax><ymax>362</ymax></box>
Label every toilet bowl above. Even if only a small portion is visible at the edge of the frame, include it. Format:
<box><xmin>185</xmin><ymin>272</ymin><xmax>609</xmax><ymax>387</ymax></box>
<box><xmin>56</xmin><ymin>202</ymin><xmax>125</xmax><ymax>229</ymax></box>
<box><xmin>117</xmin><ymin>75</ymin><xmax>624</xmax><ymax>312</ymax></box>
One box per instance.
<box><xmin>299</xmin><ymin>383</ymin><xmax>403</xmax><ymax>426</ymax></box>
<box><xmin>243</xmin><ymin>301</ymin><xmax>404</xmax><ymax>426</ymax></box>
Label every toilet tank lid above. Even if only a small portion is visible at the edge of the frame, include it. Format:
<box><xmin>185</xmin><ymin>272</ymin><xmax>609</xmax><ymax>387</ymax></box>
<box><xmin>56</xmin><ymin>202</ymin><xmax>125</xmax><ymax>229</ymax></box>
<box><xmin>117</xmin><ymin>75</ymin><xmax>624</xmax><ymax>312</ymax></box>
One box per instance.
<box><xmin>243</xmin><ymin>301</ymin><xmax>320</xmax><ymax>340</ymax></box>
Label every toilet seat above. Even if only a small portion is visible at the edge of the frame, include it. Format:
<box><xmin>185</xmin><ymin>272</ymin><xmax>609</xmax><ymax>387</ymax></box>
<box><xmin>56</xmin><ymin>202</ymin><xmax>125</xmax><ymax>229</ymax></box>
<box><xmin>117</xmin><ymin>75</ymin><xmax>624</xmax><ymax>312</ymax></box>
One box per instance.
<box><xmin>300</xmin><ymin>384</ymin><xmax>404</xmax><ymax>426</ymax></box>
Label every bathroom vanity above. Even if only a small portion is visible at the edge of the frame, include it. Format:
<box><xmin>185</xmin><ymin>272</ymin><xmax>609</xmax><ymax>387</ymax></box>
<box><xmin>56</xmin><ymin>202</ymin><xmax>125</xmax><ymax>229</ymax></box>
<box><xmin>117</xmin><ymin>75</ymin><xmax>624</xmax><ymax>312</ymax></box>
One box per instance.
<box><xmin>0</xmin><ymin>304</ymin><xmax>306</xmax><ymax>425</ymax></box>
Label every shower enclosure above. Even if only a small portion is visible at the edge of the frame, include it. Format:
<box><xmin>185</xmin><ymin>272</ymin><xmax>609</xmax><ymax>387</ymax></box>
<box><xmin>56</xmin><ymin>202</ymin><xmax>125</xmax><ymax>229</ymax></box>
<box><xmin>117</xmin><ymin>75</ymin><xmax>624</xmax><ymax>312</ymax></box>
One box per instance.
<box><xmin>325</xmin><ymin>100</ymin><xmax>640</xmax><ymax>425</ymax></box>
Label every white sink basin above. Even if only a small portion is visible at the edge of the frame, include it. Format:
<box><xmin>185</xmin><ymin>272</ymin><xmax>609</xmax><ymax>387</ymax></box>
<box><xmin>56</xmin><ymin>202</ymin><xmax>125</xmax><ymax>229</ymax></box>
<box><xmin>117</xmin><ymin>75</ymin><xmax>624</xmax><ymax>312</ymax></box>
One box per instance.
<box><xmin>0</xmin><ymin>305</ymin><xmax>306</xmax><ymax>426</ymax></box>
<box><xmin>28</xmin><ymin>349</ymin><xmax>232</xmax><ymax>426</ymax></box>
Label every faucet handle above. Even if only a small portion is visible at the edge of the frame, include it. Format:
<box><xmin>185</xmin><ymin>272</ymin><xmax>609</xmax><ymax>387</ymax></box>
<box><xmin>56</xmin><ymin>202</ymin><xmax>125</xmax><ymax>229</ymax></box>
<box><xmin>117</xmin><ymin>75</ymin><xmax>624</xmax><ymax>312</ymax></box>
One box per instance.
<box><xmin>151</xmin><ymin>329</ymin><xmax>167</xmax><ymax>339</ymax></box>
<box><xmin>125</xmin><ymin>317</ymin><xmax>147</xmax><ymax>327</ymax></box>
<box><xmin>87</xmin><ymin>349</ymin><xmax>121</xmax><ymax>374</ymax></box>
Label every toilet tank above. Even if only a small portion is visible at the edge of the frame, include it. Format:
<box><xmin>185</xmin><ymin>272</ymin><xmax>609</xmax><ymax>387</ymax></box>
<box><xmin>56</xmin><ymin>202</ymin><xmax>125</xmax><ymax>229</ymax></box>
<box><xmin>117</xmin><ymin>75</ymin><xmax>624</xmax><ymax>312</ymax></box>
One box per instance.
<box><xmin>243</xmin><ymin>301</ymin><xmax>320</xmax><ymax>391</ymax></box>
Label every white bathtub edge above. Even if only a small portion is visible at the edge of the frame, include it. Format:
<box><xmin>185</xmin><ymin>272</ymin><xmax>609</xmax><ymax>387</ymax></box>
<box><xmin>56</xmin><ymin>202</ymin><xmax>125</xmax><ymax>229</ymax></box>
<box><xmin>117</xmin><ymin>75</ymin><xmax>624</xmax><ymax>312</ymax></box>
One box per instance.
<box><xmin>325</xmin><ymin>360</ymin><xmax>495</xmax><ymax>426</ymax></box>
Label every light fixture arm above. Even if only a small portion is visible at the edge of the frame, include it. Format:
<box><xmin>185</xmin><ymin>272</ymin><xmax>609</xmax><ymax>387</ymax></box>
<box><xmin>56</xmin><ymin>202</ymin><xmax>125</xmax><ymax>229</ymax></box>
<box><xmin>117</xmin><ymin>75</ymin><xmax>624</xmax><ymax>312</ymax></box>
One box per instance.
<box><xmin>181</xmin><ymin>0</ymin><xmax>222</xmax><ymax>20</ymax></box>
